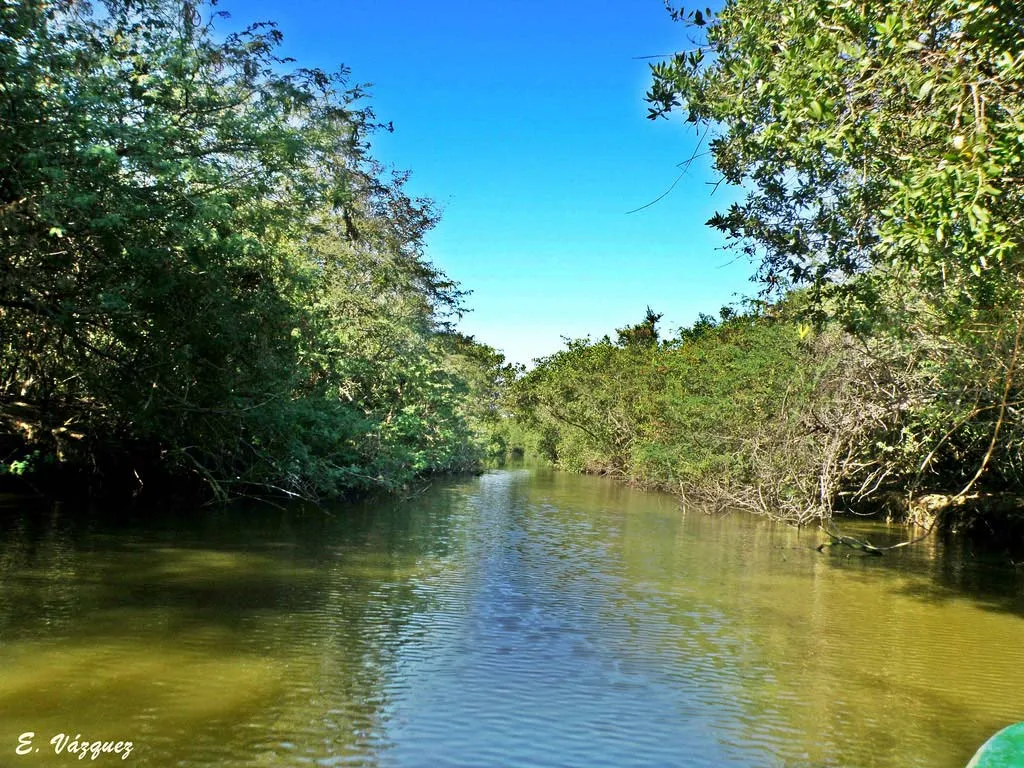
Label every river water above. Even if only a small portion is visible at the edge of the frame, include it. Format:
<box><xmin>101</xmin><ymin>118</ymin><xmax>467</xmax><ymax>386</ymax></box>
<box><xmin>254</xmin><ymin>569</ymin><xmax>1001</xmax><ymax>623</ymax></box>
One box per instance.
<box><xmin>0</xmin><ymin>468</ymin><xmax>1022</xmax><ymax>767</ymax></box>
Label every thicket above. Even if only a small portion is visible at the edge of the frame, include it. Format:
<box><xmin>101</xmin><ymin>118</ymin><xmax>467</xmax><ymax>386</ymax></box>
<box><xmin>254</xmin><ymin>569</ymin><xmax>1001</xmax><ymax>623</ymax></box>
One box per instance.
<box><xmin>505</xmin><ymin>0</ymin><xmax>1024</xmax><ymax>530</ymax></box>
<box><xmin>508</xmin><ymin>300</ymin><xmax>1024</xmax><ymax>527</ymax></box>
<box><xmin>0</xmin><ymin>0</ymin><xmax>511</xmax><ymax>500</ymax></box>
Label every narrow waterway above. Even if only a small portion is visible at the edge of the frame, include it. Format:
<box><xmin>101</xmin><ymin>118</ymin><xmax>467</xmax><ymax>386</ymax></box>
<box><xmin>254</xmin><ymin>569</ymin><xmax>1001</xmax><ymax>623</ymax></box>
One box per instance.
<box><xmin>0</xmin><ymin>469</ymin><xmax>1021</xmax><ymax>767</ymax></box>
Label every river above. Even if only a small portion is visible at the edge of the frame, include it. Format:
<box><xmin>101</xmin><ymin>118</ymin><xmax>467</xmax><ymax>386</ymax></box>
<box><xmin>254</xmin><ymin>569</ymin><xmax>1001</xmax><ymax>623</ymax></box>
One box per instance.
<box><xmin>0</xmin><ymin>468</ymin><xmax>1022</xmax><ymax>767</ymax></box>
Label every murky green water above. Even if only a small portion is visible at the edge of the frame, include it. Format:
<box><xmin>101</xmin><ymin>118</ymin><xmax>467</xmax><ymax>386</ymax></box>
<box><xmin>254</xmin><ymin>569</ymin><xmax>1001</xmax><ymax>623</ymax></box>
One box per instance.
<box><xmin>0</xmin><ymin>469</ymin><xmax>1022</xmax><ymax>767</ymax></box>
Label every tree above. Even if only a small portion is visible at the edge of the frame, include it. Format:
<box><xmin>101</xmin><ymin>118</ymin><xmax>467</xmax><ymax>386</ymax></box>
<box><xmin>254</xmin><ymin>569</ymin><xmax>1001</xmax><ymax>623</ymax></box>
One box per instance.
<box><xmin>649</xmin><ymin>0</ymin><xmax>1024</xmax><ymax>319</ymax></box>
<box><xmin>648</xmin><ymin>0</ymin><xmax>1024</xmax><ymax>503</ymax></box>
<box><xmin>0</xmin><ymin>0</ymin><xmax>500</xmax><ymax>499</ymax></box>
<box><xmin>616</xmin><ymin>306</ymin><xmax>663</xmax><ymax>347</ymax></box>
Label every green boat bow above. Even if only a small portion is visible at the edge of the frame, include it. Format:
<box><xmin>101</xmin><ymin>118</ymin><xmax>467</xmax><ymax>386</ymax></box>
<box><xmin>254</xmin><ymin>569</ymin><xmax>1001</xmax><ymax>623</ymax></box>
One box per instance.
<box><xmin>968</xmin><ymin>723</ymin><xmax>1024</xmax><ymax>768</ymax></box>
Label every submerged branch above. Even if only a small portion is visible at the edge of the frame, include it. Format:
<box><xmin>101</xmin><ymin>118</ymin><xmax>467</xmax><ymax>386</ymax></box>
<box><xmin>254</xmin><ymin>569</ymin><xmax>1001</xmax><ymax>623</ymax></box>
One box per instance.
<box><xmin>816</xmin><ymin>513</ymin><xmax>942</xmax><ymax>556</ymax></box>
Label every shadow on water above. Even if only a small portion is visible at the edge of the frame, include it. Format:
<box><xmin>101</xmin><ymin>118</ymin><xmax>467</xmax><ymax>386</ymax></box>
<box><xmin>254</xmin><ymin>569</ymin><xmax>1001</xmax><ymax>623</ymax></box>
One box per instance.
<box><xmin>512</xmin><ymin>470</ymin><xmax>1024</xmax><ymax>767</ymax></box>
<box><xmin>812</xmin><ymin>516</ymin><xmax>1024</xmax><ymax>620</ymax></box>
<box><xmin>0</xmin><ymin>488</ymin><xmax>470</xmax><ymax>767</ymax></box>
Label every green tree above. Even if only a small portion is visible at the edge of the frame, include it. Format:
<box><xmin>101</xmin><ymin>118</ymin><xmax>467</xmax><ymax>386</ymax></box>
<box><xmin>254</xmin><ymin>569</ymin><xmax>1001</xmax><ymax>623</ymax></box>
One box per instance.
<box><xmin>0</xmin><ymin>0</ymin><xmax>500</xmax><ymax>499</ymax></box>
<box><xmin>648</xmin><ymin>0</ymin><xmax>1024</xmax><ymax>503</ymax></box>
<box><xmin>616</xmin><ymin>306</ymin><xmax>663</xmax><ymax>347</ymax></box>
<box><xmin>649</xmin><ymin>0</ymin><xmax>1024</xmax><ymax>315</ymax></box>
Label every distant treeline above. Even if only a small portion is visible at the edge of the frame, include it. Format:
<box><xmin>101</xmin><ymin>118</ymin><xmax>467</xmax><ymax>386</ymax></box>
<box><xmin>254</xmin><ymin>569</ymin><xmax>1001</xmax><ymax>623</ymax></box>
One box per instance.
<box><xmin>504</xmin><ymin>0</ymin><xmax>1024</xmax><ymax>530</ymax></box>
<box><xmin>0</xmin><ymin>1</ymin><xmax>513</xmax><ymax>500</ymax></box>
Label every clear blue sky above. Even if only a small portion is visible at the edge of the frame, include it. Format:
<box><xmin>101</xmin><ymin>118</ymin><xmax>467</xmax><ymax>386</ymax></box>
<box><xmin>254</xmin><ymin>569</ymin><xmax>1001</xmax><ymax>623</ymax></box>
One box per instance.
<box><xmin>228</xmin><ymin>0</ymin><xmax>751</xmax><ymax>366</ymax></box>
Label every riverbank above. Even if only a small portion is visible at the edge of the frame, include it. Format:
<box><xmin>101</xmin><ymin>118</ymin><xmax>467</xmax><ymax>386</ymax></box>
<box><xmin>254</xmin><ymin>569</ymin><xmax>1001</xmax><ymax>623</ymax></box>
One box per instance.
<box><xmin>503</xmin><ymin>304</ymin><xmax>1024</xmax><ymax>547</ymax></box>
<box><xmin>1</xmin><ymin>3</ymin><xmax>514</xmax><ymax>507</ymax></box>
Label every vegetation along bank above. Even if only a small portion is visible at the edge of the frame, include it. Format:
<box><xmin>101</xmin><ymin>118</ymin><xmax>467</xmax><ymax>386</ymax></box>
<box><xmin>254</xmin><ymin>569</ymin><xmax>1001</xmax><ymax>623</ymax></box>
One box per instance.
<box><xmin>4</xmin><ymin>0</ymin><xmax>1024</xmax><ymax>548</ymax></box>
<box><xmin>0</xmin><ymin>0</ymin><xmax>513</xmax><ymax>501</ymax></box>
<box><xmin>503</xmin><ymin>0</ymin><xmax>1024</xmax><ymax>543</ymax></box>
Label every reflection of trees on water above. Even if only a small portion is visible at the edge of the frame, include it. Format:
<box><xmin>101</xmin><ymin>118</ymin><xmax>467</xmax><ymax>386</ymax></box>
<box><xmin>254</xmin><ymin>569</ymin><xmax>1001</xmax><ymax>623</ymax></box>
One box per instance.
<box><xmin>521</xmin><ymin>471</ymin><xmax>1024</xmax><ymax>768</ymax></box>
<box><xmin>0</xmin><ymin>474</ymin><xmax>1021</xmax><ymax>768</ymax></box>
<box><xmin>0</xmin><ymin>489</ymin><xmax>467</xmax><ymax>767</ymax></box>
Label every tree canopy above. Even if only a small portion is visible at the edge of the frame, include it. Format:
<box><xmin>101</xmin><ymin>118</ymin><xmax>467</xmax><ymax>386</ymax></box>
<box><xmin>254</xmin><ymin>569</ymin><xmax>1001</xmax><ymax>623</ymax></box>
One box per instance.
<box><xmin>633</xmin><ymin>0</ymin><xmax>1024</xmax><ymax>515</ymax></box>
<box><xmin>648</xmin><ymin>0</ymin><xmax>1024</xmax><ymax>325</ymax></box>
<box><xmin>0</xmin><ymin>0</ymin><xmax>510</xmax><ymax>499</ymax></box>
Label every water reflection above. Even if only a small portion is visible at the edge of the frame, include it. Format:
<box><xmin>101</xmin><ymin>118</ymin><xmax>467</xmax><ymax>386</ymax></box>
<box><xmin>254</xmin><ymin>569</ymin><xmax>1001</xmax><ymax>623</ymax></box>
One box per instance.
<box><xmin>0</xmin><ymin>471</ymin><xmax>1021</xmax><ymax>767</ymax></box>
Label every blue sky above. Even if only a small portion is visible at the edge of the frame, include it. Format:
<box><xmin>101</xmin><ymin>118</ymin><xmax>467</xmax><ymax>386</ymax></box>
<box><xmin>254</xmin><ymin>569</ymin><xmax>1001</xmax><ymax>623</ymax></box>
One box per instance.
<box><xmin>229</xmin><ymin>0</ymin><xmax>750</xmax><ymax>366</ymax></box>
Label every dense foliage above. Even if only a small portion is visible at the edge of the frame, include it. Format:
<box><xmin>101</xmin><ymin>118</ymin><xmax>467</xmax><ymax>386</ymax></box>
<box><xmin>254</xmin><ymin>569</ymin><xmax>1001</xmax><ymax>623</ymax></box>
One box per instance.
<box><xmin>648</xmin><ymin>0</ymin><xmax>1024</xmax><ymax>312</ymax></box>
<box><xmin>513</xmin><ymin>0</ymin><xmax>1024</xmax><ymax>524</ymax></box>
<box><xmin>0</xmin><ymin>0</ymin><xmax>509</xmax><ymax>499</ymax></box>
<box><xmin>519</xmin><ymin>0</ymin><xmax>1024</xmax><ymax>523</ymax></box>
<box><xmin>509</xmin><ymin>307</ymin><xmax>885</xmax><ymax>523</ymax></box>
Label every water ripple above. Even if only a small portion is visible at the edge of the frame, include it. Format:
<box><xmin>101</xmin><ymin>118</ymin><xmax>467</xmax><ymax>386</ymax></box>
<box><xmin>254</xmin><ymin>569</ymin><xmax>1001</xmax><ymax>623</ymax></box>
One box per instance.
<box><xmin>0</xmin><ymin>470</ymin><xmax>1022</xmax><ymax>767</ymax></box>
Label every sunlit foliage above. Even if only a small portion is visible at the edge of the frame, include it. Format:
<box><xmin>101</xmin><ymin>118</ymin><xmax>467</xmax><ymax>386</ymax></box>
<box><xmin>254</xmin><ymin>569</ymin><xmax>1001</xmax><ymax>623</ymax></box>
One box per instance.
<box><xmin>0</xmin><ymin>0</ymin><xmax>507</xmax><ymax>498</ymax></box>
<box><xmin>637</xmin><ymin>0</ymin><xmax>1024</xmax><ymax>515</ymax></box>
